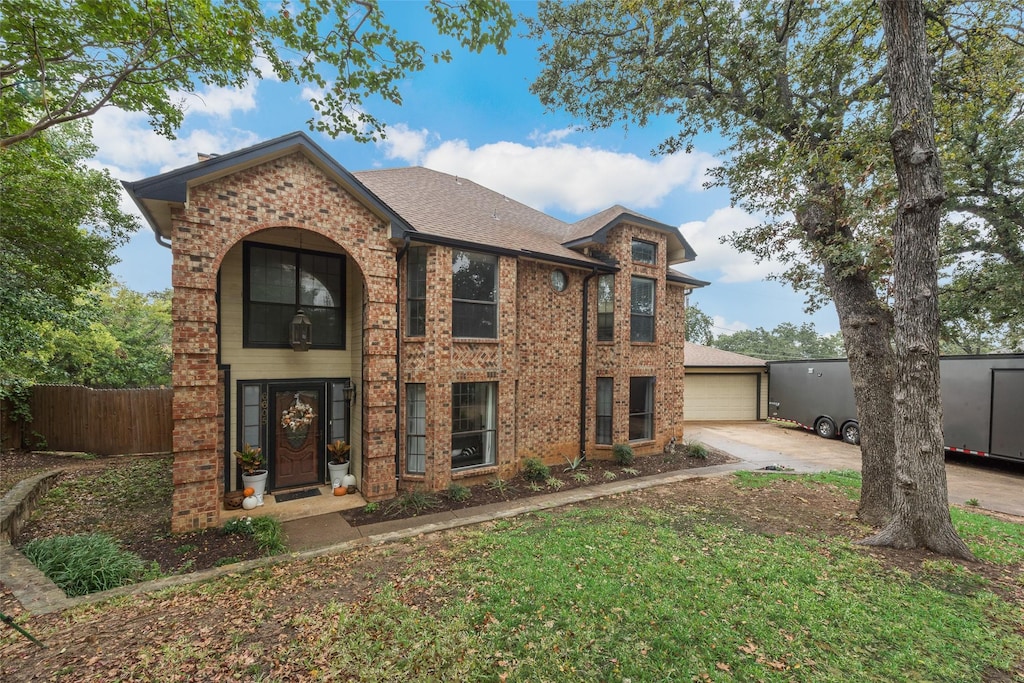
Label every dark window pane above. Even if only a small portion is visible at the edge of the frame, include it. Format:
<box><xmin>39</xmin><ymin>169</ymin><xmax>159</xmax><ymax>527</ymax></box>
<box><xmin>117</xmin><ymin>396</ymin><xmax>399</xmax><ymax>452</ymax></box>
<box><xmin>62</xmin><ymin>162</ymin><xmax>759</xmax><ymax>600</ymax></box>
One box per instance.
<box><xmin>597</xmin><ymin>274</ymin><xmax>614</xmax><ymax>341</ymax></box>
<box><xmin>251</xmin><ymin>248</ymin><xmax>296</xmax><ymax>304</ymax></box>
<box><xmin>406</xmin><ymin>383</ymin><xmax>426</xmax><ymax>474</ymax></box>
<box><xmin>306</xmin><ymin>306</ymin><xmax>343</xmax><ymax>347</ymax></box>
<box><xmin>248</xmin><ymin>302</ymin><xmax>292</xmax><ymax>345</ymax></box>
<box><xmin>631</xmin><ymin>315</ymin><xmax>654</xmax><ymax>343</ymax></box>
<box><xmin>407</xmin><ymin>300</ymin><xmax>426</xmax><ymax>337</ymax></box>
<box><xmin>407</xmin><ymin>247</ymin><xmax>427</xmax><ymax>337</ymax></box>
<box><xmin>628</xmin><ymin>376</ymin><xmax>654</xmax><ymax>440</ymax></box>
<box><xmin>630</xmin><ymin>277</ymin><xmax>655</xmax><ymax>342</ymax></box>
<box><xmin>451</xmin><ymin>382</ymin><xmax>496</xmax><ymax>469</ymax></box>
<box><xmin>596</xmin><ymin>377</ymin><xmax>613</xmax><ymax>445</ymax></box>
<box><xmin>453</xmin><ymin>301</ymin><xmax>497</xmax><ymax>338</ymax></box>
<box><xmin>632</xmin><ymin>239</ymin><xmax>656</xmax><ymax>264</ymax></box>
<box><xmin>452</xmin><ymin>250</ymin><xmax>497</xmax><ymax>302</ymax></box>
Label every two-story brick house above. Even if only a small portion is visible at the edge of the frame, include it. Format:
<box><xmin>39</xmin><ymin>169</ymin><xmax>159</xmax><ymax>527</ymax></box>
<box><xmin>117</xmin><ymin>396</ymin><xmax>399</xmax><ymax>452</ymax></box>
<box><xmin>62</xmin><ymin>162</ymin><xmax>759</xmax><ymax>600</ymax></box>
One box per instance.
<box><xmin>124</xmin><ymin>132</ymin><xmax>707</xmax><ymax>532</ymax></box>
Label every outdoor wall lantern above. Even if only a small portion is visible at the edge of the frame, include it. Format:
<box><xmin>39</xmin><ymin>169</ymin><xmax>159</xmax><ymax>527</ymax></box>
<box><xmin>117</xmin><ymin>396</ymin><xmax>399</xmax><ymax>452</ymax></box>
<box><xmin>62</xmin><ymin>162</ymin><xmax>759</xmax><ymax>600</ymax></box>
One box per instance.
<box><xmin>342</xmin><ymin>378</ymin><xmax>357</xmax><ymax>404</ymax></box>
<box><xmin>289</xmin><ymin>309</ymin><xmax>313</xmax><ymax>351</ymax></box>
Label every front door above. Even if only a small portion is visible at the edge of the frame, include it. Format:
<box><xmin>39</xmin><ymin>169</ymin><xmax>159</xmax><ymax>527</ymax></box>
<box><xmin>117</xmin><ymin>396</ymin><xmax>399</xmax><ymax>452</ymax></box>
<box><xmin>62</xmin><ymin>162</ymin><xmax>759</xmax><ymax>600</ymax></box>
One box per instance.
<box><xmin>271</xmin><ymin>386</ymin><xmax>323</xmax><ymax>490</ymax></box>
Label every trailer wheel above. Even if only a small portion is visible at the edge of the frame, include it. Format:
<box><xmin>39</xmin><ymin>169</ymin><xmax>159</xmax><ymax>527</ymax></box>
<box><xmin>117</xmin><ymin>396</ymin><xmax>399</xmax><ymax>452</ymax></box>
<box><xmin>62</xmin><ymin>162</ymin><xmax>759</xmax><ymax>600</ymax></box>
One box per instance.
<box><xmin>815</xmin><ymin>417</ymin><xmax>837</xmax><ymax>439</ymax></box>
<box><xmin>841</xmin><ymin>421</ymin><xmax>860</xmax><ymax>445</ymax></box>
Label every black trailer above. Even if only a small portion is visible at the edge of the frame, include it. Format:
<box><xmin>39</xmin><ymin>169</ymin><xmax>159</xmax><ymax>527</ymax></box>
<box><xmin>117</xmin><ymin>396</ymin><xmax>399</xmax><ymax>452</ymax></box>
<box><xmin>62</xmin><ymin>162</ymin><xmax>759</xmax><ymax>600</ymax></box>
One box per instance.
<box><xmin>767</xmin><ymin>355</ymin><xmax>1024</xmax><ymax>463</ymax></box>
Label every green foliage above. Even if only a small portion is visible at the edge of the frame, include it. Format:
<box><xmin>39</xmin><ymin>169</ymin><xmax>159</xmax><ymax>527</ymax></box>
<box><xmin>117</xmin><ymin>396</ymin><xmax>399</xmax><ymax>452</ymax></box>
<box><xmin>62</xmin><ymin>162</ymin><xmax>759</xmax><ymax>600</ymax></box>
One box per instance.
<box><xmin>485</xmin><ymin>477</ymin><xmax>515</xmax><ymax>496</ymax></box>
<box><xmin>684</xmin><ymin>440</ymin><xmax>709</xmax><ymax>459</ymax></box>
<box><xmin>544</xmin><ymin>476</ymin><xmax>564</xmax><ymax>490</ymax></box>
<box><xmin>521</xmin><ymin>457</ymin><xmax>551</xmax><ymax>482</ymax></box>
<box><xmin>611</xmin><ymin>443</ymin><xmax>635</xmax><ymax>466</ymax></box>
<box><xmin>221</xmin><ymin>516</ymin><xmax>286</xmax><ymax>555</ymax></box>
<box><xmin>1</xmin><ymin>1</ymin><xmax>514</xmax><ymax>147</ymax></box>
<box><xmin>363</xmin><ymin>502</ymin><xmax>380</xmax><ymax>514</ymax></box>
<box><xmin>562</xmin><ymin>454</ymin><xmax>586</xmax><ymax>472</ymax></box>
<box><xmin>23</xmin><ymin>534</ymin><xmax>147</xmax><ymax>597</ymax></box>
<box><xmin>713</xmin><ymin>322</ymin><xmax>844</xmax><ymax>361</ymax></box>
<box><xmin>621</xmin><ymin>467</ymin><xmax>640</xmax><ymax>476</ymax></box>
<box><xmin>571</xmin><ymin>471</ymin><xmax>590</xmax><ymax>484</ymax></box>
<box><xmin>384</xmin><ymin>489</ymin><xmax>439</xmax><ymax>517</ymax></box>
<box><xmin>447</xmin><ymin>483</ymin><xmax>472</xmax><ymax>503</ymax></box>
<box><xmin>685</xmin><ymin>303</ymin><xmax>715</xmax><ymax>345</ymax></box>
<box><xmin>602</xmin><ymin>470</ymin><xmax>618</xmax><ymax>481</ymax></box>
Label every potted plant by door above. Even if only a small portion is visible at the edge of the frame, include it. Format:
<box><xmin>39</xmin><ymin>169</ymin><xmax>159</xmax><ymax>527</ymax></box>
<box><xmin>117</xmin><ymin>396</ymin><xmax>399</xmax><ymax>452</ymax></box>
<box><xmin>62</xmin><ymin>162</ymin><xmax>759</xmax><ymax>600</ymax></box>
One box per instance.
<box><xmin>326</xmin><ymin>439</ymin><xmax>351</xmax><ymax>487</ymax></box>
<box><xmin>235</xmin><ymin>443</ymin><xmax>268</xmax><ymax>506</ymax></box>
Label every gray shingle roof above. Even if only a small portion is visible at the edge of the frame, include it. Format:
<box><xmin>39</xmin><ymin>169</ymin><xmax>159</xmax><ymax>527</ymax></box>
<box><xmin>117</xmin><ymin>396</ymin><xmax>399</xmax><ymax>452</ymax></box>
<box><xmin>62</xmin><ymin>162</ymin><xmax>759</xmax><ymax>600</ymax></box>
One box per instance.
<box><xmin>684</xmin><ymin>342</ymin><xmax>766</xmax><ymax>367</ymax></box>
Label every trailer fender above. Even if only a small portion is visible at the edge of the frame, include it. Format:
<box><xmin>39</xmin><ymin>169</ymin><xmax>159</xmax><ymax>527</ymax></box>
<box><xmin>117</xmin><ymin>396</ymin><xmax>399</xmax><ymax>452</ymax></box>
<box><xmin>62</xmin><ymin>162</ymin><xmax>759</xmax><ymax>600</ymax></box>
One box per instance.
<box><xmin>814</xmin><ymin>416</ymin><xmax>838</xmax><ymax>440</ymax></box>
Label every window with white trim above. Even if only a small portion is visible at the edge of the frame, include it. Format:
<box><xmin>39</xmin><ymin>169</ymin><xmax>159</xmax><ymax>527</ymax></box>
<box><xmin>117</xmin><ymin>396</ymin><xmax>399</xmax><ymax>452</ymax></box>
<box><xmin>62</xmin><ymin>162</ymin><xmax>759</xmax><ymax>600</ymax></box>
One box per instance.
<box><xmin>451</xmin><ymin>382</ymin><xmax>496</xmax><ymax>469</ymax></box>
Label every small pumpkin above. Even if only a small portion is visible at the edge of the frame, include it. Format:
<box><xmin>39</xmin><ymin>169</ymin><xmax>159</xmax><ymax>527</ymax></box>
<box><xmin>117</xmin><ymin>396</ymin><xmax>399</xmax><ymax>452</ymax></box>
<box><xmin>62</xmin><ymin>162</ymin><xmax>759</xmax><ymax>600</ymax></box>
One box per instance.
<box><xmin>242</xmin><ymin>495</ymin><xmax>258</xmax><ymax>510</ymax></box>
<box><xmin>243</xmin><ymin>487</ymin><xmax>255</xmax><ymax>497</ymax></box>
<box><xmin>333</xmin><ymin>486</ymin><xmax>347</xmax><ymax>496</ymax></box>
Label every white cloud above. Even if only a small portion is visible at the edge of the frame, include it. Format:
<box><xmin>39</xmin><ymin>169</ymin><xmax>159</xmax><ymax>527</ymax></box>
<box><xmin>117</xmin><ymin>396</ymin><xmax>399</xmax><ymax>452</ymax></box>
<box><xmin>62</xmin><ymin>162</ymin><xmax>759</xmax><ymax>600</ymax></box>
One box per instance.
<box><xmin>679</xmin><ymin>206</ymin><xmax>779</xmax><ymax>283</ymax></box>
<box><xmin>528</xmin><ymin>126</ymin><xmax>578</xmax><ymax>145</ymax></box>
<box><xmin>176</xmin><ymin>82</ymin><xmax>258</xmax><ymax>119</ymax></box>
<box><xmin>380</xmin><ymin>124</ymin><xmax>433</xmax><ymax>162</ymax></box>
<box><xmin>419</xmin><ymin>138</ymin><xmax>716</xmax><ymax>216</ymax></box>
<box><xmin>712</xmin><ymin>315</ymin><xmax>751</xmax><ymax>335</ymax></box>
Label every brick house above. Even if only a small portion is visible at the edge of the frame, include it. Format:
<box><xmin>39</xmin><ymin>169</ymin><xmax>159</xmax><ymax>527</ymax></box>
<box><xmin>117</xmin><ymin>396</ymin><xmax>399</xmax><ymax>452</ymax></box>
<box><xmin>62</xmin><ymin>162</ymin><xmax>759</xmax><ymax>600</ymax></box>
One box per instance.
<box><xmin>124</xmin><ymin>132</ymin><xmax>708</xmax><ymax>532</ymax></box>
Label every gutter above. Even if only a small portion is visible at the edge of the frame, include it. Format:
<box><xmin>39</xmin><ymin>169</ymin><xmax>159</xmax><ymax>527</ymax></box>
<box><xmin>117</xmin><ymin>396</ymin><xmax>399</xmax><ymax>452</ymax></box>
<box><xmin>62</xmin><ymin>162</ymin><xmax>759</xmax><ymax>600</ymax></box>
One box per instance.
<box><xmin>578</xmin><ymin>268</ymin><xmax>599</xmax><ymax>460</ymax></box>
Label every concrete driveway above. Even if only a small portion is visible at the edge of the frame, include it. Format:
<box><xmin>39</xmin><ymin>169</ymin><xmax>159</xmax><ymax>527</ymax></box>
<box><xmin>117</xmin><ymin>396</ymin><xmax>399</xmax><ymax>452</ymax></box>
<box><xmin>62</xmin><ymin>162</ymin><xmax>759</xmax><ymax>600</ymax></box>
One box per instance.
<box><xmin>685</xmin><ymin>421</ymin><xmax>1024</xmax><ymax>518</ymax></box>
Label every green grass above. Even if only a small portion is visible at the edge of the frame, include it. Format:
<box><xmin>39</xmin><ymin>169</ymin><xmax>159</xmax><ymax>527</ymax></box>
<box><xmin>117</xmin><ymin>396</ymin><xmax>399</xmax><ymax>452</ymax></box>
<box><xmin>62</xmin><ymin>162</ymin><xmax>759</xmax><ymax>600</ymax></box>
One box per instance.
<box><xmin>734</xmin><ymin>469</ymin><xmax>863</xmax><ymax>499</ymax></box>
<box><xmin>261</xmin><ymin>500</ymin><xmax>1024</xmax><ymax>682</ymax></box>
<box><xmin>222</xmin><ymin>516</ymin><xmax>286</xmax><ymax>555</ymax></box>
<box><xmin>22</xmin><ymin>534</ymin><xmax>155</xmax><ymax>597</ymax></box>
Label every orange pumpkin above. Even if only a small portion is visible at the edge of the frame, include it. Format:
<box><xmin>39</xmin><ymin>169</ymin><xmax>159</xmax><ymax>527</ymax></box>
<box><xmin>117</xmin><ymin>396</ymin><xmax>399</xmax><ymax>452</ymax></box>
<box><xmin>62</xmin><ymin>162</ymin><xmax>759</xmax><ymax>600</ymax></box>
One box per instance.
<box><xmin>243</xmin><ymin>487</ymin><xmax>255</xmax><ymax>497</ymax></box>
<box><xmin>333</xmin><ymin>486</ymin><xmax>347</xmax><ymax>496</ymax></box>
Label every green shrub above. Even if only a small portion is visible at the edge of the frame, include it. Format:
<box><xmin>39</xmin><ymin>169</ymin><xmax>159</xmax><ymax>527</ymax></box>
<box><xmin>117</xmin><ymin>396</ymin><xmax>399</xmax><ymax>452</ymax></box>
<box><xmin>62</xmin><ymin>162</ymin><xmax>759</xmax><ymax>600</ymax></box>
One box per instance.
<box><xmin>545</xmin><ymin>477</ymin><xmax>564</xmax><ymax>490</ymax></box>
<box><xmin>685</xmin><ymin>440</ymin><xmax>709</xmax><ymax>459</ymax></box>
<box><xmin>522</xmin><ymin>457</ymin><xmax>551</xmax><ymax>482</ymax></box>
<box><xmin>612</xmin><ymin>443</ymin><xmax>635</xmax><ymax>466</ymax></box>
<box><xmin>222</xmin><ymin>516</ymin><xmax>286</xmax><ymax>555</ymax></box>
<box><xmin>486</xmin><ymin>477</ymin><xmax>515</xmax><ymax>496</ymax></box>
<box><xmin>447</xmin><ymin>482</ymin><xmax>472</xmax><ymax>502</ymax></box>
<box><xmin>384</xmin><ymin>489</ymin><xmax>439</xmax><ymax>517</ymax></box>
<box><xmin>23</xmin><ymin>534</ymin><xmax>147</xmax><ymax>597</ymax></box>
<box><xmin>363</xmin><ymin>502</ymin><xmax>380</xmax><ymax>514</ymax></box>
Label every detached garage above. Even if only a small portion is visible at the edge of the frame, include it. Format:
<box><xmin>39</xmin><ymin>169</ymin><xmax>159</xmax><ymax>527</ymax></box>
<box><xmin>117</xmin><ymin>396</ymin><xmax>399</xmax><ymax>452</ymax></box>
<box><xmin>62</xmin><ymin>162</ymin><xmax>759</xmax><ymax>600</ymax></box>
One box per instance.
<box><xmin>684</xmin><ymin>342</ymin><xmax>768</xmax><ymax>421</ymax></box>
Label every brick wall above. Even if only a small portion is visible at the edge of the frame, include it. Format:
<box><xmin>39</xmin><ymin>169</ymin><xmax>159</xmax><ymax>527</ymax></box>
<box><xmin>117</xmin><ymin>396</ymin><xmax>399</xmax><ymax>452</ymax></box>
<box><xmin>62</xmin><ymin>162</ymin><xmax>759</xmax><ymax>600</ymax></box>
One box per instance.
<box><xmin>168</xmin><ymin>152</ymin><xmax>398</xmax><ymax>531</ymax></box>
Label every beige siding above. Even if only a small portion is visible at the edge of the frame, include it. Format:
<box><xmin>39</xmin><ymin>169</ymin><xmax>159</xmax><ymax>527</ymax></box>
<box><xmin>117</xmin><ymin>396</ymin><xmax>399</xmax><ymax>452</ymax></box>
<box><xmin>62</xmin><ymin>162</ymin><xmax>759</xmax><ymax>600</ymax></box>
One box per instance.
<box><xmin>684</xmin><ymin>372</ymin><xmax>763</xmax><ymax>421</ymax></box>
<box><xmin>219</xmin><ymin>231</ymin><xmax>364</xmax><ymax>484</ymax></box>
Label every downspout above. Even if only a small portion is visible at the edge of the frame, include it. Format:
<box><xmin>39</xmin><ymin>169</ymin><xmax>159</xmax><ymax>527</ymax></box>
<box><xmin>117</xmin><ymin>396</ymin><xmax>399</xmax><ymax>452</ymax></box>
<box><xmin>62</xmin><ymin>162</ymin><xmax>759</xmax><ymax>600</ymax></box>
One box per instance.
<box><xmin>155</xmin><ymin>232</ymin><xmax>172</xmax><ymax>249</ymax></box>
<box><xmin>394</xmin><ymin>236</ymin><xmax>411</xmax><ymax>484</ymax></box>
<box><xmin>579</xmin><ymin>269</ymin><xmax>599</xmax><ymax>460</ymax></box>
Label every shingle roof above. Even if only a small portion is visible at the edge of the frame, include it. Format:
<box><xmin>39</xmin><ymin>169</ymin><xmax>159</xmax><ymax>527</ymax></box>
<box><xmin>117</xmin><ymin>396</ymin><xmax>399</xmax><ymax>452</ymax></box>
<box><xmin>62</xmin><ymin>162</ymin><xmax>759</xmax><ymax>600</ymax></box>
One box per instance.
<box><xmin>353</xmin><ymin>167</ymin><xmax>605</xmax><ymax>267</ymax></box>
<box><xmin>685</xmin><ymin>342</ymin><xmax>766</xmax><ymax>367</ymax></box>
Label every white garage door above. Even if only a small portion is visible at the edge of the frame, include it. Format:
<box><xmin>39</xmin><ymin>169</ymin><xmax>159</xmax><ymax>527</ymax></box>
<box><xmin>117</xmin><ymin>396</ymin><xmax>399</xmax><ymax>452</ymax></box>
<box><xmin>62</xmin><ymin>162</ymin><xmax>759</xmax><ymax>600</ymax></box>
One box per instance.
<box><xmin>684</xmin><ymin>373</ymin><xmax>759</xmax><ymax>421</ymax></box>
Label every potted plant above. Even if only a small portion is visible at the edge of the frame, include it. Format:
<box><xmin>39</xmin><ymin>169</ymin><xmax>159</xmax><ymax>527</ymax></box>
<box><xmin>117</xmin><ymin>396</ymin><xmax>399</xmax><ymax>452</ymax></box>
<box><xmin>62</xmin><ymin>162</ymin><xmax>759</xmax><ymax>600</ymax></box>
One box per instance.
<box><xmin>234</xmin><ymin>443</ymin><xmax>267</xmax><ymax>506</ymax></box>
<box><xmin>327</xmin><ymin>439</ymin><xmax>351</xmax><ymax>485</ymax></box>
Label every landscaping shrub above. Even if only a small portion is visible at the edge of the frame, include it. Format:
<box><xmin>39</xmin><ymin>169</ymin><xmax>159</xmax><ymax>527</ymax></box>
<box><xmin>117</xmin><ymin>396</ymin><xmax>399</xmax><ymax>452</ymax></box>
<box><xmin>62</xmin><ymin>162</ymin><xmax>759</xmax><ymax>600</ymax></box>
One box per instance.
<box><xmin>522</xmin><ymin>457</ymin><xmax>550</xmax><ymax>482</ymax></box>
<box><xmin>685</xmin><ymin>440</ymin><xmax>709</xmax><ymax>459</ymax></box>
<box><xmin>612</xmin><ymin>443</ymin><xmax>635</xmax><ymax>466</ymax></box>
<box><xmin>222</xmin><ymin>516</ymin><xmax>286</xmax><ymax>554</ymax></box>
<box><xmin>23</xmin><ymin>534</ymin><xmax>150</xmax><ymax>597</ymax></box>
<box><xmin>447</xmin><ymin>482</ymin><xmax>472</xmax><ymax>502</ymax></box>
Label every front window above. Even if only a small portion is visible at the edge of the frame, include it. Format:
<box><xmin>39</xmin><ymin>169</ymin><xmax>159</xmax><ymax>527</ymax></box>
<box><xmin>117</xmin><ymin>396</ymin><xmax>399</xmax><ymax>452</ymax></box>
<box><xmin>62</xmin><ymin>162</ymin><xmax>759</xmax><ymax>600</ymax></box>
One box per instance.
<box><xmin>596</xmin><ymin>377</ymin><xmax>613</xmax><ymax>444</ymax></box>
<box><xmin>632</xmin><ymin>239</ymin><xmax>657</xmax><ymax>264</ymax></box>
<box><xmin>631</xmin><ymin>277</ymin><xmax>655</xmax><ymax>343</ymax></box>
<box><xmin>629</xmin><ymin>376</ymin><xmax>654</xmax><ymax>441</ymax></box>
<box><xmin>597</xmin><ymin>274</ymin><xmax>614</xmax><ymax>341</ymax></box>
<box><xmin>407</xmin><ymin>247</ymin><xmax>427</xmax><ymax>337</ymax></box>
<box><xmin>245</xmin><ymin>243</ymin><xmax>345</xmax><ymax>348</ymax></box>
<box><xmin>452</xmin><ymin>250</ymin><xmax>498</xmax><ymax>338</ymax></box>
<box><xmin>451</xmin><ymin>382</ymin><xmax>497</xmax><ymax>469</ymax></box>
<box><xmin>406</xmin><ymin>384</ymin><xmax>426</xmax><ymax>474</ymax></box>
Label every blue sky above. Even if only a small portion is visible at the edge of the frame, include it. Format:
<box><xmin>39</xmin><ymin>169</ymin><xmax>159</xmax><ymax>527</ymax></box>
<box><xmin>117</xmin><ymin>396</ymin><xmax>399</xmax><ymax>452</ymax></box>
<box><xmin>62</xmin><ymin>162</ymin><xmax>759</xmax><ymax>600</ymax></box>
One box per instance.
<box><xmin>96</xmin><ymin>1</ymin><xmax>840</xmax><ymax>338</ymax></box>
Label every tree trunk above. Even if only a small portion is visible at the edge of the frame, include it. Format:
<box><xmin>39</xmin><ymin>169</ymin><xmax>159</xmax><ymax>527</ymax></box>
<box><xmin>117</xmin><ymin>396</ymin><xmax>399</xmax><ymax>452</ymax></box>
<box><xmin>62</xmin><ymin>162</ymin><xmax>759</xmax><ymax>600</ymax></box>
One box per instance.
<box><xmin>861</xmin><ymin>0</ymin><xmax>972</xmax><ymax>559</ymax></box>
<box><xmin>796</xmin><ymin>182</ymin><xmax>896</xmax><ymax>527</ymax></box>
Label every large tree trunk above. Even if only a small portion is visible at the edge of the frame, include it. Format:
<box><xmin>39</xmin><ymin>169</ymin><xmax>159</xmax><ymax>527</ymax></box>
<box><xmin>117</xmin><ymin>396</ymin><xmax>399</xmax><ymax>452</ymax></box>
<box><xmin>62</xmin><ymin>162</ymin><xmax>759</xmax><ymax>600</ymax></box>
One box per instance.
<box><xmin>861</xmin><ymin>0</ymin><xmax>972</xmax><ymax>559</ymax></box>
<box><xmin>797</xmin><ymin>183</ymin><xmax>895</xmax><ymax>527</ymax></box>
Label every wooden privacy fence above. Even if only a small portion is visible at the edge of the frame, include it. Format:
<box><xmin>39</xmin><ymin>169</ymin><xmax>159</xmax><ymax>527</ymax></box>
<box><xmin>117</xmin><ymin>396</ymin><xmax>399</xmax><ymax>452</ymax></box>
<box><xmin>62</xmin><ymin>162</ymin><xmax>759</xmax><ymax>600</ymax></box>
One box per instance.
<box><xmin>27</xmin><ymin>385</ymin><xmax>172</xmax><ymax>455</ymax></box>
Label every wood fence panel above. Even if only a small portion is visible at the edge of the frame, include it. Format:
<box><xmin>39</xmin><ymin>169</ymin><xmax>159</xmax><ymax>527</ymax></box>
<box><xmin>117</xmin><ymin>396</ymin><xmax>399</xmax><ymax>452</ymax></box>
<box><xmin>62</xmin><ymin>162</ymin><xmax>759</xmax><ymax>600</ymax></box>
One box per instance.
<box><xmin>29</xmin><ymin>385</ymin><xmax>172</xmax><ymax>455</ymax></box>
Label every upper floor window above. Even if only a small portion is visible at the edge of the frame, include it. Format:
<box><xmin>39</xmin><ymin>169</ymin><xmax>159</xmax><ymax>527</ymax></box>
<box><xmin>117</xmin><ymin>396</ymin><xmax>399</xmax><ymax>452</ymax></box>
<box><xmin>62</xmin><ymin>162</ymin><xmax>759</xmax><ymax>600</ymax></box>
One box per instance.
<box><xmin>245</xmin><ymin>243</ymin><xmax>345</xmax><ymax>348</ymax></box>
<box><xmin>631</xmin><ymin>239</ymin><xmax>657</xmax><ymax>264</ymax></box>
<box><xmin>407</xmin><ymin>247</ymin><xmax>427</xmax><ymax>337</ymax></box>
<box><xmin>597</xmin><ymin>274</ymin><xmax>614</xmax><ymax>341</ymax></box>
<box><xmin>630</xmin><ymin>276</ymin><xmax>656</xmax><ymax>343</ymax></box>
<box><xmin>452</xmin><ymin>250</ymin><xmax>497</xmax><ymax>338</ymax></box>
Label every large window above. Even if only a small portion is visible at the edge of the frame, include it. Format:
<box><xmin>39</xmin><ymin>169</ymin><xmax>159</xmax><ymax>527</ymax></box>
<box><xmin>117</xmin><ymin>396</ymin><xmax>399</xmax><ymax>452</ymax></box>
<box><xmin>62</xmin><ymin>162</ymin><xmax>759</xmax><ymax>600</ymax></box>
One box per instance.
<box><xmin>632</xmin><ymin>239</ymin><xmax>657</xmax><ymax>264</ymax></box>
<box><xmin>452</xmin><ymin>250</ymin><xmax>497</xmax><ymax>338</ymax></box>
<box><xmin>631</xmin><ymin>277</ymin><xmax>656</xmax><ymax>343</ymax></box>
<box><xmin>597</xmin><ymin>274</ymin><xmax>614</xmax><ymax>341</ymax></box>
<box><xmin>451</xmin><ymin>382</ymin><xmax>496</xmax><ymax>469</ymax></box>
<box><xmin>245</xmin><ymin>243</ymin><xmax>345</xmax><ymax>348</ymax></box>
<box><xmin>407</xmin><ymin>247</ymin><xmax>427</xmax><ymax>337</ymax></box>
<box><xmin>406</xmin><ymin>384</ymin><xmax>426</xmax><ymax>474</ymax></box>
<box><xmin>629</xmin><ymin>376</ymin><xmax>654</xmax><ymax>441</ymax></box>
<box><xmin>596</xmin><ymin>377</ymin><xmax>613</xmax><ymax>445</ymax></box>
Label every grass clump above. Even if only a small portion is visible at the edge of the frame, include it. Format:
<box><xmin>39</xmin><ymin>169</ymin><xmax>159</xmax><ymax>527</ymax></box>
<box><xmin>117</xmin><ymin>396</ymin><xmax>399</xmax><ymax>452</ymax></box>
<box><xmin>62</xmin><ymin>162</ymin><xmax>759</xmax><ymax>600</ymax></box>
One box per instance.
<box><xmin>522</xmin><ymin>457</ymin><xmax>550</xmax><ymax>482</ymax></box>
<box><xmin>222</xmin><ymin>516</ymin><xmax>286</xmax><ymax>555</ymax></box>
<box><xmin>486</xmin><ymin>477</ymin><xmax>515</xmax><ymax>497</ymax></box>
<box><xmin>447</xmin><ymin>482</ymin><xmax>472</xmax><ymax>503</ymax></box>
<box><xmin>684</xmin><ymin>439</ymin><xmax>709</xmax><ymax>459</ymax></box>
<box><xmin>612</xmin><ymin>443</ymin><xmax>635</xmax><ymax>466</ymax></box>
<box><xmin>23</xmin><ymin>534</ymin><xmax>152</xmax><ymax>597</ymax></box>
<box><xmin>383</xmin><ymin>489</ymin><xmax>439</xmax><ymax>517</ymax></box>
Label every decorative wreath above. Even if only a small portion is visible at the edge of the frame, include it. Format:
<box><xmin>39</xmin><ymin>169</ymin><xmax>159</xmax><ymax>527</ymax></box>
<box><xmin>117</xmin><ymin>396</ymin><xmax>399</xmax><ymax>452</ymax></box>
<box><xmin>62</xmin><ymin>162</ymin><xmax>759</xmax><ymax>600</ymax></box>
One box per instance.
<box><xmin>281</xmin><ymin>395</ymin><xmax>315</xmax><ymax>431</ymax></box>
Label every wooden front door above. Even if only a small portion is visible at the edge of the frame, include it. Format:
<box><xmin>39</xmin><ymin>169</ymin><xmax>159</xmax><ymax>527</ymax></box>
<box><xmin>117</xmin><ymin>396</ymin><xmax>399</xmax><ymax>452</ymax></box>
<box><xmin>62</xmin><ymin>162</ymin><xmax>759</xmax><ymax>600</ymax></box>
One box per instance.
<box><xmin>272</xmin><ymin>387</ymin><xmax>322</xmax><ymax>490</ymax></box>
